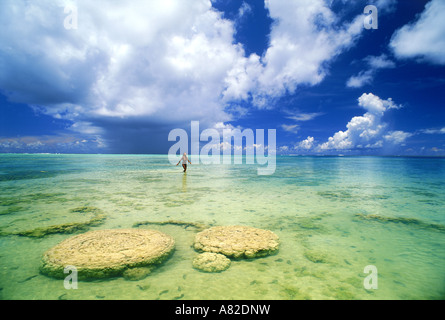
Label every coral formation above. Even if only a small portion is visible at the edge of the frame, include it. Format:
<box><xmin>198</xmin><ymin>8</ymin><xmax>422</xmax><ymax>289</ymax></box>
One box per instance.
<box><xmin>354</xmin><ymin>213</ymin><xmax>445</xmax><ymax>232</ymax></box>
<box><xmin>40</xmin><ymin>229</ymin><xmax>175</xmax><ymax>280</ymax></box>
<box><xmin>122</xmin><ymin>266</ymin><xmax>154</xmax><ymax>281</ymax></box>
<box><xmin>69</xmin><ymin>206</ymin><xmax>104</xmax><ymax>214</ymax></box>
<box><xmin>133</xmin><ymin>220</ymin><xmax>208</xmax><ymax>231</ymax></box>
<box><xmin>194</xmin><ymin>226</ymin><xmax>279</xmax><ymax>259</ymax></box>
<box><xmin>11</xmin><ymin>215</ymin><xmax>105</xmax><ymax>238</ymax></box>
<box><xmin>192</xmin><ymin>252</ymin><xmax>231</xmax><ymax>273</ymax></box>
<box><xmin>0</xmin><ymin>207</ymin><xmax>106</xmax><ymax>238</ymax></box>
<box><xmin>304</xmin><ymin>250</ymin><xmax>330</xmax><ymax>264</ymax></box>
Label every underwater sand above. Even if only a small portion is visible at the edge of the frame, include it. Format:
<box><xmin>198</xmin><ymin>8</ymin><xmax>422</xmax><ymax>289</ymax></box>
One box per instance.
<box><xmin>0</xmin><ymin>154</ymin><xmax>444</xmax><ymax>300</ymax></box>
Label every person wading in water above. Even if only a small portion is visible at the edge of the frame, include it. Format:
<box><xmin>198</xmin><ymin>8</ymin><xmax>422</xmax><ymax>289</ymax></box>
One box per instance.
<box><xmin>176</xmin><ymin>152</ymin><xmax>192</xmax><ymax>172</ymax></box>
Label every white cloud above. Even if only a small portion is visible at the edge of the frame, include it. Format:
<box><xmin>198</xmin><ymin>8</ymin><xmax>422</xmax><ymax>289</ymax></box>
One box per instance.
<box><xmin>357</xmin><ymin>92</ymin><xmax>401</xmax><ymax>115</ymax></box>
<box><xmin>373</xmin><ymin>0</ymin><xmax>397</xmax><ymax>13</ymax></box>
<box><xmin>0</xmin><ymin>135</ymin><xmax>106</xmax><ymax>153</ymax></box>
<box><xmin>281</xmin><ymin>124</ymin><xmax>299</xmax><ymax>133</ymax></box>
<box><xmin>285</xmin><ymin>112</ymin><xmax>324</xmax><ymax>122</ymax></box>
<box><xmin>223</xmin><ymin>0</ymin><xmax>368</xmax><ymax>107</ymax></box>
<box><xmin>296</xmin><ymin>136</ymin><xmax>315</xmax><ymax>150</ymax></box>
<box><xmin>365</xmin><ymin>54</ymin><xmax>396</xmax><ymax>69</ymax></box>
<box><xmin>421</xmin><ymin>127</ymin><xmax>445</xmax><ymax>135</ymax></box>
<box><xmin>346</xmin><ymin>54</ymin><xmax>395</xmax><ymax>88</ymax></box>
<box><xmin>0</xmin><ymin>0</ymin><xmax>244</xmax><ymax>130</ymax></box>
<box><xmin>390</xmin><ymin>0</ymin><xmax>445</xmax><ymax>65</ymax></box>
<box><xmin>0</xmin><ymin>0</ymin><xmax>369</xmax><ymax>151</ymax></box>
<box><xmin>238</xmin><ymin>2</ymin><xmax>252</xmax><ymax>19</ymax></box>
<box><xmin>319</xmin><ymin>93</ymin><xmax>409</xmax><ymax>151</ymax></box>
<box><xmin>250</xmin><ymin>0</ymin><xmax>363</xmax><ymax>105</ymax></box>
<box><xmin>281</xmin><ymin>110</ymin><xmax>322</xmax><ymax>141</ymax></box>
<box><xmin>282</xmin><ymin>111</ymin><xmax>322</xmax><ymax>138</ymax></box>
<box><xmin>0</xmin><ymin>0</ymin><xmax>366</xmax><ymax>117</ymax></box>
<box><xmin>383</xmin><ymin>130</ymin><xmax>413</xmax><ymax>145</ymax></box>
<box><xmin>346</xmin><ymin>70</ymin><xmax>374</xmax><ymax>88</ymax></box>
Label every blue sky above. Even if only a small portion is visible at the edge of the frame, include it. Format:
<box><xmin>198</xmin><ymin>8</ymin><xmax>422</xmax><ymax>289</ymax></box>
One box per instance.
<box><xmin>0</xmin><ymin>0</ymin><xmax>444</xmax><ymax>155</ymax></box>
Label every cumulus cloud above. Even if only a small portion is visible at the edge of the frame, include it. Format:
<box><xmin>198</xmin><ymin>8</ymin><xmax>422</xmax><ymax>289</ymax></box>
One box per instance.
<box><xmin>390</xmin><ymin>0</ymin><xmax>445</xmax><ymax>65</ymax></box>
<box><xmin>346</xmin><ymin>54</ymin><xmax>395</xmax><ymax>88</ymax></box>
<box><xmin>318</xmin><ymin>93</ymin><xmax>408</xmax><ymax>151</ymax></box>
<box><xmin>291</xmin><ymin>93</ymin><xmax>409</xmax><ymax>153</ymax></box>
<box><xmin>248</xmin><ymin>0</ymin><xmax>364</xmax><ymax>106</ymax></box>
<box><xmin>357</xmin><ymin>91</ymin><xmax>401</xmax><ymax>115</ymax></box>
<box><xmin>0</xmin><ymin>0</ymin><xmax>369</xmax><ymax>152</ymax></box>
<box><xmin>0</xmin><ymin>0</ymin><xmax>244</xmax><ymax>151</ymax></box>
<box><xmin>223</xmin><ymin>0</ymin><xmax>367</xmax><ymax>106</ymax></box>
<box><xmin>383</xmin><ymin>130</ymin><xmax>413</xmax><ymax>145</ymax></box>
<box><xmin>296</xmin><ymin>136</ymin><xmax>315</xmax><ymax>150</ymax></box>
<box><xmin>0</xmin><ymin>2</ymin><xmax>239</xmax><ymax>111</ymax></box>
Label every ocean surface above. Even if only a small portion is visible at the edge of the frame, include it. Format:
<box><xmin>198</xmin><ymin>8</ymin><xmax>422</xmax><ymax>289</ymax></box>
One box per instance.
<box><xmin>0</xmin><ymin>154</ymin><xmax>444</xmax><ymax>300</ymax></box>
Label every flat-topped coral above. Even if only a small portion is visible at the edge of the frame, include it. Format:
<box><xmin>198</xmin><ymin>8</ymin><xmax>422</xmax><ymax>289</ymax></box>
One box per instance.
<box><xmin>193</xmin><ymin>252</ymin><xmax>231</xmax><ymax>273</ymax></box>
<box><xmin>194</xmin><ymin>226</ymin><xmax>279</xmax><ymax>259</ymax></box>
<box><xmin>40</xmin><ymin>229</ymin><xmax>175</xmax><ymax>280</ymax></box>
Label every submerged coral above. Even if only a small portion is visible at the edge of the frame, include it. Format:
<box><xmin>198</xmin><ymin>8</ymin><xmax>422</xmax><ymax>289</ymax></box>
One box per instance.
<box><xmin>70</xmin><ymin>206</ymin><xmax>104</xmax><ymax>214</ymax></box>
<box><xmin>317</xmin><ymin>190</ymin><xmax>353</xmax><ymax>200</ymax></box>
<box><xmin>354</xmin><ymin>213</ymin><xmax>445</xmax><ymax>232</ymax></box>
<box><xmin>0</xmin><ymin>208</ymin><xmax>106</xmax><ymax>238</ymax></box>
<box><xmin>192</xmin><ymin>252</ymin><xmax>231</xmax><ymax>273</ymax></box>
<box><xmin>194</xmin><ymin>226</ymin><xmax>280</xmax><ymax>259</ymax></box>
<box><xmin>122</xmin><ymin>266</ymin><xmax>154</xmax><ymax>281</ymax></box>
<box><xmin>0</xmin><ymin>205</ymin><xmax>24</xmax><ymax>215</ymax></box>
<box><xmin>40</xmin><ymin>229</ymin><xmax>175</xmax><ymax>280</ymax></box>
<box><xmin>304</xmin><ymin>250</ymin><xmax>330</xmax><ymax>264</ymax></box>
<box><xmin>10</xmin><ymin>215</ymin><xmax>105</xmax><ymax>238</ymax></box>
<box><xmin>133</xmin><ymin>220</ymin><xmax>208</xmax><ymax>231</ymax></box>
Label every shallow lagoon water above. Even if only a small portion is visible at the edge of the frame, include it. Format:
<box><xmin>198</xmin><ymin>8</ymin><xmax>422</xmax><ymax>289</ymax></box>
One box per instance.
<box><xmin>0</xmin><ymin>154</ymin><xmax>444</xmax><ymax>300</ymax></box>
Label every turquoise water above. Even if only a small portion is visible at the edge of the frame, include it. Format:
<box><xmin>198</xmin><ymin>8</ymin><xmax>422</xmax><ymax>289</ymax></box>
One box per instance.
<box><xmin>0</xmin><ymin>154</ymin><xmax>444</xmax><ymax>300</ymax></box>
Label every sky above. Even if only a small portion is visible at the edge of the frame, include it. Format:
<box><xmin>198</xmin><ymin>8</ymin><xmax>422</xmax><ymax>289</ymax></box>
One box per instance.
<box><xmin>0</xmin><ymin>0</ymin><xmax>444</xmax><ymax>156</ymax></box>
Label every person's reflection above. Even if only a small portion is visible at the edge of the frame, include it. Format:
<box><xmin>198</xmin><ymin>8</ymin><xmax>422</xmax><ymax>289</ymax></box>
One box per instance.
<box><xmin>182</xmin><ymin>172</ymin><xmax>187</xmax><ymax>192</ymax></box>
